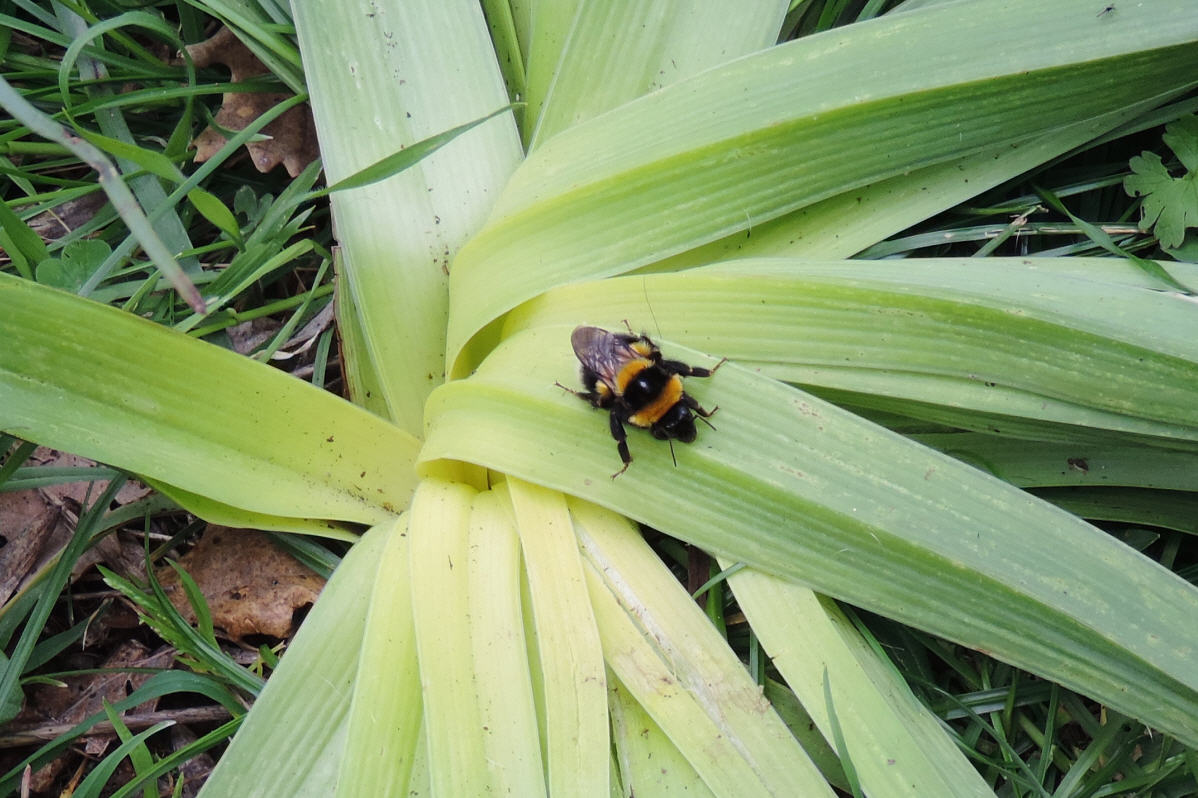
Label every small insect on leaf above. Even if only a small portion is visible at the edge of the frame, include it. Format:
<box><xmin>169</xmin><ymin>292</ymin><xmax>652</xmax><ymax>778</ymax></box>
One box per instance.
<box><xmin>559</xmin><ymin>325</ymin><xmax>725</xmax><ymax>478</ymax></box>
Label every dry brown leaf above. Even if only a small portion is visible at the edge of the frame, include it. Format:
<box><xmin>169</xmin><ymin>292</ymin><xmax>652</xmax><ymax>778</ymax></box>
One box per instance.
<box><xmin>158</xmin><ymin>526</ymin><xmax>325</xmax><ymax>642</ymax></box>
<box><xmin>0</xmin><ymin>449</ymin><xmax>149</xmax><ymax>604</ymax></box>
<box><xmin>186</xmin><ymin>27</ymin><xmax>319</xmax><ymax>177</ymax></box>
<box><xmin>0</xmin><ymin>490</ymin><xmax>59</xmax><ymax>605</ymax></box>
<box><xmin>170</xmin><ymin>724</ymin><xmax>218</xmax><ymax>798</ymax></box>
<box><xmin>16</xmin><ymin>642</ymin><xmax>174</xmax><ymax>790</ymax></box>
<box><xmin>27</xmin><ymin>192</ymin><xmax>110</xmax><ymax>242</ymax></box>
<box><xmin>225</xmin><ymin>316</ymin><xmax>284</xmax><ymax>355</ymax></box>
<box><xmin>18</xmin><ymin>641</ymin><xmax>171</xmax><ymax>727</ymax></box>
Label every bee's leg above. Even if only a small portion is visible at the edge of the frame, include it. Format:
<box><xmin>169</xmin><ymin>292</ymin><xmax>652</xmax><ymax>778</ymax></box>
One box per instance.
<box><xmin>661</xmin><ymin>357</ymin><xmax>727</xmax><ymax>378</ymax></box>
<box><xmin>609</xmin><ymin>412</ymin><xmax>632</xmax><ymax>478</ymax></box>
<box><xmin>554</xmin><ymin>381</ymin><xmax>600</xmax><ymax>403</ymax></box>
<box><xmin>682</xmin><ymin>393</ymin><xmax>719</xmax><ymax>429</ymax></box>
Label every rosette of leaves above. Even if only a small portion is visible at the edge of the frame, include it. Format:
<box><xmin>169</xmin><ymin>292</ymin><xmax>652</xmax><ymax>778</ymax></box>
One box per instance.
<box><xmin>3</xmin><ymin>1</ymin><xmax>1198</xmax><ymax>796</ymax></box>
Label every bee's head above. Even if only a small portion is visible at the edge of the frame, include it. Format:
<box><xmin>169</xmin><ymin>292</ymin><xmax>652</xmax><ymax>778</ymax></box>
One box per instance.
<box><xmin>655</xmin><ymin>402</ymin><xmax>697</xmax><ymax>443</ymax></box>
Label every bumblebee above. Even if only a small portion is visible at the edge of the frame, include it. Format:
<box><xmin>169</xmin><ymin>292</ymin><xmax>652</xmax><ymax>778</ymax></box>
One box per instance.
<box><xmin>561</xmin><ymin>325</ymin><xmax>725</xmax><ymax>478</ymax></box>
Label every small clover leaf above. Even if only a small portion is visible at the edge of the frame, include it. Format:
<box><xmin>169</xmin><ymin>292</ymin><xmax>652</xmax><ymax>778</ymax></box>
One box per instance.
<box><xmin>35</xmin><ymin>239</ymin><xmax>112</xmax><ymax>293</ymax></box>
<box><xmin>1124</xmin><ymin>114</ymin><xmax>1198</xmax><ymax>250</ymax></box>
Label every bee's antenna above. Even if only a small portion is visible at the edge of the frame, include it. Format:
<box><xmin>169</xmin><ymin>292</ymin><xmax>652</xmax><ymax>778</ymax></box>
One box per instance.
<box><xmin>668</xmin><ymin>438</ymin><xmax>678</xmax><ymax>468</ymax></box>
<box><xmin>643</xmin><ymin>276</ymin><xmax>663</xmax><ymax>339</ymax></box>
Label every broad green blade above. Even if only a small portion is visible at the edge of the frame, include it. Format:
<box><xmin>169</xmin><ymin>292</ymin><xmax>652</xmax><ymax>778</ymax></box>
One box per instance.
<box><xmin>506</xmin><ymin>260</ymin><xmax>1198</xmax><ymax>447</ymax></box>
<box><xmin>408</xmin><ymin>479</ymin><xmax>492</xmax><ymax>796</ymax></box>
<box><xmin>508</xmin><ymin>478</ymin><xmax>609</xmax><ymax>796</ymax></box>
<box><xmin>762</xmin><ymin>681</ymin><xmax>847</xmax><ymax>790</ymax></box>
<box><xmin>294</xmin><ymin>0</ymin><xmax>522</xmax><ymax>434</ymax></box>
<box><xmin>0</xmin><ymin>274</ymin><xmax>416</xmax><ymax>525</ymax></box>
<box><xmin>336</xmin><ymin>516</ymin><xmax>422</xmax><ymax>798</ymax></box>
<box><xmin>573</xmin><ymin>502</ymin><xmax>834</xmax><ymax>796</ymax></box>
<box><xmin>520</xmin><ymin>0</ymin><xmax>582</xmax><ymax>144</ymax></box>
<box><xmin>912</xmin><ymin>433</ymin><xmax>1198</xmax><ymax>491</ymax></box>
<box><xmin>331</xmin><ymin>254</ymin><xmax>390</xmax><ymax>418</ymax></box>
<box><xmin>1033</xmin><ymin>487</ymin><xmax>1198</xmax><ymax>536</ymax></box>
<box><xmin>647</xmin><ymin>101</ymin><xmax>1159</xmax><ymax>264</ymax></box>
<box><xmin>607</xmin><ymin>669</ymin><xmax>715</xmax><ymax>797</ymax></box>
<box><xmin>466</xmin><ymin>489</ymin><xmax>545</xmax><ymax>797</ymax></box>
<box><xmin>725</xmin><ymin>565</ymin><xmax>994</xmax><ymax>797</ymax></box>
<box><xmin>447</xmin><ymin>0</ymin><xmax>1198</xmax><ymax>371</ymax></box>
<box><xmin>197</xmin><ymin>521</ymin><xmax>389</xmax><ymax>797</ymax></box>
<box><xmin>146</xmin><ymin>478</ymin><xmax>361</xmax><ymax>540</ymax></box>
<box><xmin>528</xmin><ymin>0</ymin><xmax>788</xmax><ymax>148</ymax></box>
<box><xmin>420</xmin><ymin>326</ymin><xmax>1198</xmax><ymax>745</ymax></box>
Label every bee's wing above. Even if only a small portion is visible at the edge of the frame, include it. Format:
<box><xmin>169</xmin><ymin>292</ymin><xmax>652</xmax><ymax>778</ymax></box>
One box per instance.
<box><xmin>571</xmin><ymin>326</ymin><xmax>635</xmax><ymax>389</ymax></box>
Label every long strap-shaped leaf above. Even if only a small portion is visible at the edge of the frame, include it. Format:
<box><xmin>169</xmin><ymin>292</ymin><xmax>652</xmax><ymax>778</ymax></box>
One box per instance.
<box><xmin>294</xmin><ymin>0</ymin><xmax>522</xmax><ymax>434</ymax></box>
<box><xmin>506</xmin><ymin>260</ymin><xmax>1198</xmax><ymax>447</ymax></box>
<box><xmin>0</xmin><ymin>273</ymin><xmax>417</xmax><ymax>525</ymax></box>
<box><xmin>420</xmin><ymin>325</ymin><xmax>1198</xmax><ymax>746</ymax></box>
<box><xmin>446</xmin><ymin>0</ymin><xmax>1198</xmax><ymax>372</ymax></box>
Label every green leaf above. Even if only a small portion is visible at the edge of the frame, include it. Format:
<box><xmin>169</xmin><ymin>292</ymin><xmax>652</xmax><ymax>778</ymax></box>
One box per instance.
<box><xmin>72</xmin><ymin>718</ymin><xmax>174</xmax><ymax>798</ymax></box>
<box><xmin>0</xmin><ymin>196</ymin><xmax>48</xmax><ymax>268</ymax></box>
<box><xmin>420</xmin><ymin>325</ymin><xmax>1198</xmax><ymax>746</ymax></box>
<box><xmin>507</xmin><ymin>260</ymin><xmax>1198</xmax><ymax>447</ymax></box>
<box><xmin>726</xmin><ymin>569</ymin><xmax>993</xmax><ymax>797</ymax></box>
<box><xmin>1165</xmin><ymin>112</ymin><xmax>1198</xmax><ymax>172</ymax></box>
<box><xmin>187</xmin><ymin>188</ymin><xmax>243</xmax><ymax>247</ymax></box>
<box><xmin>311</xmin><ymin>103</ymin><xmax>516</xmax><ymax>199</ymax></box>
<box><xmin>293</xmin><ymin>0</ymin><xmax>522</xmax><ymax>434</ymax></box>
<box><xmin>574</xmin><ymin>502</ymin><xmax>836</xmax><ymax>796</ymax></box>
<box><xmin>197</xmin><ymin>524</ymin><xmax>390</xmax><ymax>797</ymax></box>
<box><xmin>654</xmin><ymin>100</ymin><xmax>1156</xmax><ymax>266</ymax></box>
<box><xmin>0</xmin><ymin>273</ymin><xmax>418</xmax><ymax>526</ymax></box>
<box><xmin>447</xmin><ymin>0</ymin><xmax>1198</xmax><ymax>371</ymax></box>
<box><xmin>508</xmin><ymin>480</ymin><xmax>609</xmax><ymax>795</ymax></box>
<box><xmin>35</xmin><ymin>239</ymin><xmax>111</xmax><ymax>293</ymax></box>
<box><xmin>1124</xmin><ymin>115</ymin><xmax>1198</xmax><ymax>248</ymax></box>
<box><xmin>146</xmin><ymin>478</ymin><xmax>362</xmax><ymax>540</ymax></box>
<box><xmin>912</xmin><ymin>432</ymin><xmax>1198</xmax><ymax>492</ymax></box>
<box><xmin>76</xmin><ymin>128</ymin><xmax>186</xmax><ymax>184</ymax></box>
<box><xmin>407</xmin><ymin>480</ymin><xmax>493</xmax><ymax>796</ymax></box>
<box><xmin>99</xmin><ymin>564</ymin><xmax>263</xmax><ymax>696</ymax></box>
<box><xmin>1033</xmin><ymin>486</ymin><xmax>1198</xmax><ymax>535</ymax></box>
<box><xmin>167</xmin><ymin>560</ymin><xmax>217</xmax><ymax>645</ymax></box>
<box><xmin>526</xmin><ymin>0</ymin><xmax>788</xmax><ymax>148</ymax></box>
<box><xmin>334</xmin><ymin>516</ymin><xmax>422</xmax><ymax>798</ymax></box>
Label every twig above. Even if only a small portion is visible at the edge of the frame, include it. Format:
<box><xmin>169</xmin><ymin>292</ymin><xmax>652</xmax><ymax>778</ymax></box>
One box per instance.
<box><xmin>0</xmin><ymin>705</ymin><xmax>232</xmax><ymax>747</ymax></box>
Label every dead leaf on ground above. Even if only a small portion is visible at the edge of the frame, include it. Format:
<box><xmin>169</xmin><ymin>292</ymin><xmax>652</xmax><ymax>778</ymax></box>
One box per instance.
<box><xmin>186</xmin><ymin>27</ymin><xmax>320</xmax><ymax>177</ymax></box>
<box><xmin>0</xmin><ymin>449</ymin><xmax>150</xmax><ymax>605</ymax></box>
<box><xmin>171</xmin><ymin>724</ymin><xmax>218</xmax><ymax>798</ymax></box>
<box><xmin>13</xmin><ymin>642</ymin><xmax>174</xmax><ymax>791</ymax></box>
<box><xmin>0</xmin><ymin>489</ymin><xmax>59</xmax><ymax>606</ymax></box>
<box><xmin>26</xmin><ymin>192</ymin><xmax>110</xmax><ymax>242</ymax></box>
<box><xmin>158</xmin><ymin>526</ymin><xmax>325</xmax><ymax>642</ymax></box>
<box><xmin>225</xmin><ymin>315</ymin><xmax>284</xmax><ymax>355</ymax></box>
